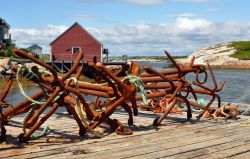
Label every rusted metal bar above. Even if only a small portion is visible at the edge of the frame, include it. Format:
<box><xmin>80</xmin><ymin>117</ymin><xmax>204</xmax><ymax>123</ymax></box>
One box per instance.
<box><xmin>77</xmin><ymin>82</ymin><xmax>113</xmax><ymax>92</ymax></box>
<box><xmin>0</xmin><ymin>76</ymin><xmax>13</xmax><ymax>101</ymax></box>
<box><xmin>78</xmin><ymin>89</ymin><xmax>112</xmax><ymax>98</ymax></box>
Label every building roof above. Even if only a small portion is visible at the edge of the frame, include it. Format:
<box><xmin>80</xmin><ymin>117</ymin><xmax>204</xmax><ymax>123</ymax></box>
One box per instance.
<box><xmin>0</xmin><ymin>17</ymin><xmax>10</xmax><ymax>28</ymax></box>
<box><xmin>27</xmin><ymin>44</ymin><xmax>42</xmax><ymax>50</ymax></box>
<box><xmin>49</xmin><ymin>22</ymin><xmax>102</xmax><ymax>46</ymax></box>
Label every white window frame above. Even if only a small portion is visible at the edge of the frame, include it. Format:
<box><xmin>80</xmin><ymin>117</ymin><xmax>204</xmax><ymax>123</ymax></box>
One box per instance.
<box><xmin>72</xmin><ymin>47</ymin><xmax>81</xmax><ymax>54</ymax></box>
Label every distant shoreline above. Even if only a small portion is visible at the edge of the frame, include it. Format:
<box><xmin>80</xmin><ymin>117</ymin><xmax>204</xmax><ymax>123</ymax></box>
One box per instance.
<box><xmin>210</xmin><ymin>65</ymin><xmax>250</xmax><ymax>70</ymax></box>
<box><xmin>126</xmin><ymin>58</ymin><xmax>250</xmax><ymax>70</ymax></box>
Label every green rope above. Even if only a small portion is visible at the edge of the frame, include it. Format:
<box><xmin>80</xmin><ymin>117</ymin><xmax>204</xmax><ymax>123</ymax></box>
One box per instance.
<box><xmin>38</xmin><ymin>67</ymin><xmax>52</xmax><ymax>76</ymax></box>
<box><xmin>17</xmin><ymin>65</ymin><xmax>61</xmax><ymax>140</ymax></box>
<box><xmin>198</xmin><ymin>99</ymin><xmax>206</xmax><ymax>105</ymax></box>
<box><xmin>21</xmin><ymin>104</ymin><xmax>51</xmax><ymax>140</ymax></box>
<box><xmin>22</xmin><ymin>104</ymin><xmax>35</xmax><ymax>133</ymax></box>
<box><xmin>123</xmin><ymin>76</ymin><xmax>148</xmax><ymax>105</ymax></box>
<box><xmin>30</xmin><ymin>126</ymin><xmax>51</xmax><ymax>140</ymax></box>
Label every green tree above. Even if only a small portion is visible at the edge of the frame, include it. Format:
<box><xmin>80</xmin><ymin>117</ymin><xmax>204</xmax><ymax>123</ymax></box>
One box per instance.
<box><xmin>5</xmin><ymin>46</ymin><xmax>14</xmax><ymax>57</ymax></box>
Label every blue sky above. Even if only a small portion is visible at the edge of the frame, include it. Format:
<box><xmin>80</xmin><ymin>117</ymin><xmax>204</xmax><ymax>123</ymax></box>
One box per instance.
<box><xmin>1</xmin><ymin>0</ymin><xmax>250</xmax><ymax>56</ymax></box>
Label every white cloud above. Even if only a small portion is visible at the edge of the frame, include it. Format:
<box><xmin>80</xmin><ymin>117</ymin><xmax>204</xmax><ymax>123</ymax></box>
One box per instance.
<box><xmin>176</xmin><ymin>17</ymin><xmax>212</xmax><ymax>30</ymax></box>
<box><xmin>11</xmin><ymin>25</ymin><xmax>67</xmax><ymax>53</ymax></box>
<box><xmin>11</xmin><ymin>18</ymin><xmax>250</xmax><ymax>56</ymax></box>
<box><xmin>90</xmin><ymin>18</ymin><xmax>250</xmax><ymax>55</ymax></box>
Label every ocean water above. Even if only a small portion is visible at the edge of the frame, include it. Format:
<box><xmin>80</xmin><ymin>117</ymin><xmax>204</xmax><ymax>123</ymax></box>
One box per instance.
<box><xmin>1</xmin><ymin>61</ymin><xmax>250</xmax><ymax>105</ymax></box>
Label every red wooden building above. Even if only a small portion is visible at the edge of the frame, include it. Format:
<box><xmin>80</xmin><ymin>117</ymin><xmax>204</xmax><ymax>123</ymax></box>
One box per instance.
<box><xmin>50</xmin><ymin>22</ymin><xmax>103</xmax><ymax>62</ymax></box>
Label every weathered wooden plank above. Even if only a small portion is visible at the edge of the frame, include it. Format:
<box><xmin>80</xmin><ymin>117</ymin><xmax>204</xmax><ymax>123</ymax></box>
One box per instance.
<box><xmin>164</xmin><ymin>135</ymin><xmax>250</xmax><ymax>159</ymax></box>
<box><xmin>191</xmin><ymin>144</ymin><xmax>250</xmax><ymax>159</ymax></box>
<box><xmin>0</xmin><ymin>118</ymin><xmax>205</xmax><ymax>158</ymax></box>
<box><xmin>0</xmin><ymin>112</ymin><xmax>248</xmax><ymax>159</ymax></box>
<box><xmin>202</xmin><ymin>145</ymin><xmax>250</xmax><ymax>159</ymax></box>
<box><xmin>24</xmin><ymin>124</ymin><xmax>235</xmax><ymax>158</ymax></box>
<box><xmin>228</xmin><ymin>150</ymin><xmax>250</xmax><ymax>159</ymax></box>
<box><xmin>118</xmin><ymin>132</ymin><xmax>250</xmax><ymax>159</ymax></box>
<box><xmin>0</xmin><ymin>118</ymin><xmax>221</xmax><ymax>157</ymax></box>
<box><xmin>40</xmin><ymin>124</ymin><xmax>250</xmax><ymax>159</ymax></box>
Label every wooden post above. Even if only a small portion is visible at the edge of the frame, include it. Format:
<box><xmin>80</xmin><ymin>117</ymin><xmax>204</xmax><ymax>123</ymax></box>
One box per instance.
<box><xmin>71</xmin><ymin>54</ymin><xmax>73</xmax><ymax>67</ymax></box>
<box><xmin>51</xmin><ymin>58</ymin><xmax>54</xmax><ymax>69</ymax></box>
<box><xmin>62</xmin><ymin>60</ymin><xmax>64</xmax><ymax>73</ymax></box>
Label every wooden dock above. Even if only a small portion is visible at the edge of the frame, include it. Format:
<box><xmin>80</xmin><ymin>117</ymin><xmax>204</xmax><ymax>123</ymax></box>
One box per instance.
<box><xmin>46</xmin><ymin>61</ymin><xmax>128</xmax><ymax>73</ymax></box>
<box><xmin>0</xmin><ymin>110</ymin><xmax>250</xmax><ymax>159</ymax></box>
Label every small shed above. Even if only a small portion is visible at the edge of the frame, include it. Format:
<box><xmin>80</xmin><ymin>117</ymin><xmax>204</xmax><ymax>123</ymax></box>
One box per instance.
<box><xmin>50</xmin><ymin>22</ymin><xmax>103</xmax><ymax>62</ymax></box>
<box><xmin>27</xmin><ymin>44</ymin><xmax>42</xmax><ymax>57</ymax></box>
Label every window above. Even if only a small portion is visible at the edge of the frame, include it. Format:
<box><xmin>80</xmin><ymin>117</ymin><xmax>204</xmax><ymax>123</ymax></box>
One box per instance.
<box><xmin>72</xmin><ymin>47</ymin><xmax>81</xmax><ymax>54</ymax></box>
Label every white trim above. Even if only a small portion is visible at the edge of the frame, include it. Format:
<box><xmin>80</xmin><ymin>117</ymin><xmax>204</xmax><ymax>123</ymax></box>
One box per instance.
<box><xmin>72</xmin><ymin>46</ymin><xmax>81</xmax><ymax>54</ymax></box>
<box><xmin>100</xmin><ymin>44</ymin><xmax>103</xmax><ymax>62</ymax></box>
<box><xmin>50</xmin><ymin>46</ymin><xmax>52</xmax><ymax>61</ymax></box>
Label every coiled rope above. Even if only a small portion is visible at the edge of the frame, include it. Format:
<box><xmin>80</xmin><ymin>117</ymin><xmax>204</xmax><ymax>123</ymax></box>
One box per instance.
<box><xmin>17</xmin><ymin>65</ymin><xmax>56</xmax><ymax>140</ymax></box>
<box><xmin>16</xmin><ymin>65</ymin><xmax>46</xmax><ymax>105</ymax></box>
<box><xmin>66</xmin><ymin>77</ymin><xmax>103</xmax><ymax>138</ymax></box>
<box><xmin>21</xmin><ymin>104</ymin><xmax>51</xmax><ymax>140</ymax></box>
<box><xmin>17</xmin><ymin>65</ymin><xmax>62</xmax><ymax>104</ymax></box>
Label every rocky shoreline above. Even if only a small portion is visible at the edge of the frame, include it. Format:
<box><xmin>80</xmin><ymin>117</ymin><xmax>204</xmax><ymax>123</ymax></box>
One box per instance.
<box><xmin>177</xmin><ymin>43</ymin><xmax>250</xmax><ymax>69</ymax></box>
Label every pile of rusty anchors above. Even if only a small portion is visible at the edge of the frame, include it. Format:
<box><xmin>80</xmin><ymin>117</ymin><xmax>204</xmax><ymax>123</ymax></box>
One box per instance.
<box><xmin>83</xmin><ymin>51</ymin><xmax>225</xmax><ymax>126</ymax></box>
<box><xmin>0</xmin><ymin>48</ymin><xmax>138</xmax><ymax>143</ymax></box>
<box><xmin>135</xmin><ymin>51</ymin><xmax>225</xmax><ymax>126</ymax></box>
<box><xmin>0</xmin><ymin>48</ymin><xmax>225</xmax><ymax>143</ymax></box>
<box><xmin>0</xmin><ymin>49</ymin><xmax>97</xmax><ymax>143</ymax></box>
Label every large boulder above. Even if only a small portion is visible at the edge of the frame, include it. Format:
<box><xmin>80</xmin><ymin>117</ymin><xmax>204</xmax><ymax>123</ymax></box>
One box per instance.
<box><xmin>0</xmin><ymin>58</ymin><xmax>11</xmax><ymax>67</ymax></box>
<box><xmin>187</xmin><ymin>43</ymin><xmax>236</xmax><ymax>65</ymax></box>
<box><xmin>0</xmin><ymin>58</ymin><xmax>11</xmax><ymax>73</ymax></box>
<box><xmin>177</xmin><ymin>43</ymin><xmax>250</xmax><ymax>69</ymax></box>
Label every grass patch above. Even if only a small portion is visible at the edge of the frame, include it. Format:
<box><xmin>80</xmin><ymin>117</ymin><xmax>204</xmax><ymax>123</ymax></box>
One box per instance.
<box><xmin>229</xmin><ymin>41</ymin><xmax>250</xmax><ymax>60</ymax></box>
<box><xmin>173</xmin><ymin>55</ymin><xmax>188</xmax><ymax>59</ymax></box>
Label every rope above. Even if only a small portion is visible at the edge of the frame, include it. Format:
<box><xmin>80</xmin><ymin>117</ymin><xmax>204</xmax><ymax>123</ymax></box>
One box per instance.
<box><xmin>66</xmin><ymin>77</ymin><xmax>103</xmax><ymax>138</ymax></box>
<box><xmin>17</xmin><ymin>65</ymin><xmax>62</xmax><ymax>140</ymax></box>
<box><xmin>197</xmin><ymin>99</ymin><xmax>206</xmax><ymax>105</ymax></box>
<box><xmin>17</xmin><ymin>65</ymin><xmax>62</xmax><ymax>105</ymax></box>
<box><xmin>123</xmin><ymin>76</ymin><xmax>148</xmax><ymax>105</ymax></box>
<box><xmin>240</xmin><ymin>105</ymin><xmax>250</xmax><ymax>116</ymax></box>
<box><xmin>30</xmin><ymin>126</ymin><xmax>51</xmax><ymax>140</ymax></box>
<box><xmin>22</xmin><ymin>104</ymin><xmax>35</xmax><ymax>133</ymax></box>
<box><xmin>21</xmin><ymin>103</ymin><xmax>51</xmax><ymax>140</ymax></box>
<box><xmin>190</xmin><ymin>99</ymin><xmax>206</xmax><ymax>112</ymax></box>
<box><xmin>213</xmin><ymin>104</ymin><xmax>239</xmax><ymax>120</ymax></box>
<box><xmin>37</xmin><ymin>67</ymin><xmax>52</xmax><ymax>76</ymax></box>
<box><xmin>16</xmin><ymin>65</ymin><xmax>46</xmax><ymax>105</ymax></box>
<box><xmin>213</xmin><ymin>105</ymin><xmax>229</xmax><ymax>119</ymax></box>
